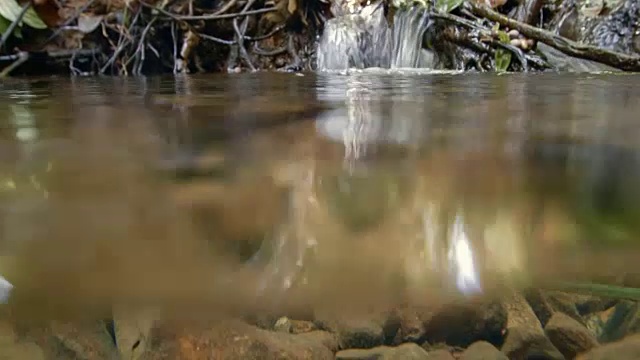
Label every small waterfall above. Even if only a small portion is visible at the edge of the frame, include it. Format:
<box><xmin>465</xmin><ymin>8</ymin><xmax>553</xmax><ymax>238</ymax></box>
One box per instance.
<box><xmin>316</xmin><ymin>2</ymin><xmax>433</xmax><ymax>71</ymax></box>
<box><xmin>391</xmin><ymin>7</ymin><xmax>432</xmax><ymax>68</ymax></box>
<box><xmin>316</xmin><ymin>2</ymin><xmax>392</xmax><ymax>70</ymax></box>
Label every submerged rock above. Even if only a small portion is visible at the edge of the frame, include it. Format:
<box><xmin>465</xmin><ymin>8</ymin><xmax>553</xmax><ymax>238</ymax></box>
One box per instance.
<box><xmin>34</xmin><ymin>321</ymin><xmax>119</xmax><ymax>360</ymax></box>
<box><xmin>525</xmin><ymin>289</ymin><xmax>585</xmax><ymax>327</ymax></box>
<box><xmin>501</xmin><ymin>293</ymin><xmax>564</xmax><ymax>360</ymax></box>
<box><xmin>544</xmin><ymin>312</ymin><xmax>599</xmax><ymax>359</ymax></box>
<box><xmin>421</xmin><ymin>300</ymin><xmax>507</xmax><ymax>348</ymax></box>
<box><xmin>141</xmin><ymin>319</ymin><xmax>337</xmax><ymax>360</ymax></box>
<box><xmin>459</xmin><ymin>341</ymin><xmax>508</xmax><ymax>360</ymax></box>
<box><xmin>315</xmin><ymin>316</ymin><xmax>386</xmax><ymax>349</ymax></box>
<box><xmin>388</xmin><ymin>307</ymin><xmax>427</xmax><ymax>345</ymax></box>
<box><xmin>335</xmin><ymin>343</ymin><xmax>433</xmax><ymax>360</ymax></box>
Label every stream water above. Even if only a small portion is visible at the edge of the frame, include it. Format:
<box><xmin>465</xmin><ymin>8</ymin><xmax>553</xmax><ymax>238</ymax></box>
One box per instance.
<box><xmin>0</xmin><ymin>72</ymin><xmax>640</xmax><ymax>321</ymax></box>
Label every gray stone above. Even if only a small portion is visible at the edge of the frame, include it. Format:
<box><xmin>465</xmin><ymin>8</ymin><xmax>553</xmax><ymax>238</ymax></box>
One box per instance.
<box><xmin>274</xmin><ymin>317</ymin><xmax>293</xmax><ymax>333</ymax></box>
<box><xmin>525</xmin><ymin>289</ymin><xmax>584</xmax><ymax>327</ymax></box>
<box><xmin>421</xmin><ymin>300</ymin><xmax>507</xmax><ymax>347</ymax></box>
<box><xmin>316</xmin><ymin>317</ymin><xmax>385</xmax><ymax>349</ymax></box>
<box><xmin>424</xmin><ymin>349</ymin><xmax>456</xmax><ymax>360</ymax></box>
<box><xmin>459</xmin><ymin>341</ymin><xmax>508</xmax><ymax>360</ymax></box>
<box><xmin>501</xmin><ymin>293</ymin><xmax>564</xmax><ymax>360</ymax></box>
<box><xmin>141</xmin><ymin>319</ymin><xmax>337</xmax><ymax>360</ymax></box>
<box><xmin>388</xmin><ymin>307</ymin><xmax>426</xmax><ymax>345</ymax></box>
<box><xmin>545</xmin><ymin>312</ymin><xmax>599</xmax><ymax>359</ymax></box>
<box><xmin>336</xmin><ymin>343</ymin><xmax>433</xmax><ymax>360</ymax></box>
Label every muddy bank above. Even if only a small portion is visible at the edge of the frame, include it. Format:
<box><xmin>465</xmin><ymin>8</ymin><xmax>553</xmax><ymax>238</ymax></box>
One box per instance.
<box><xmin>0</xmin><ymin>0</ymin><xmax>639</xmax><ymax>76</ymax></box>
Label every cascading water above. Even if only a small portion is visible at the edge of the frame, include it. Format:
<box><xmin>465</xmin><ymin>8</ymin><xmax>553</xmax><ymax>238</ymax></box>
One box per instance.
<box><xmin>316</xmin><ymin>1</ymin><xmax>434</xmax><ymax>71</ymax></box>
<box><xmin>316</xmin><ymin>2</ymin><xmax>392</xmax><ymax>70</ymax></box>
<box><xmin>391</xmin><ymin>6</ymin><xmax>433</xmax><ymax>68</ymax></box>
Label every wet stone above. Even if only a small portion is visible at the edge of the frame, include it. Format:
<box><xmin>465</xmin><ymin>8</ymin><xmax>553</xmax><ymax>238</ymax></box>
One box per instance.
<box><xmin>335</xmin><ymin>343</ymin><xmax>434</xmax><ymax>360</ymax></box>
<box><xmin>577</xmin><ymin>334</ymin><xmax>640</xmax><ymax>360</ymax></box>
<box><xmin>290</xmin><ymin>320</ymin><xmax>318</xmax><ymax>334</ymax></box>
<box><xmin>315</xmin><ymin>317</ymin><xmax>385</xmax><ymax>349</ymax></box>
<box><xmin>501</xmin><ymin>293</ymin><xmax>564</xmax><ymax>360</ymax></box>
<box><xmin>525</xmin><ymin>289</ymin><xmax>584</xmax><ymax>328</ymax></box>
<box><xmin>388</xmin><ymin>307</ymin><xmax>426</xmax><ymax>345</ymax></box>
<box><xmin>459</xmin><ymin>341</ymin><xmax>508</xmax><ymax>360</ymax></box>
<box><xmin>35</xmin><ymin>321</ymin><xmax>119</xmax><ymax>360</ymax></box>
<box><xmin>421</xmin><ymin>300</ymin><xmax>507</xmax><ymax>348</ymax></box>
<box><xmin>141</xmin><ymin>319</ymin><xmax>337</xmax><ymax>360</ymax></box>
<box><xmin>544</xmin><ymin>312</ymin><xmax>599</xmax><ymax>359</ymax></box>
<box><xmin>274</xmin><ymin>317</ymin><xmax>293</xmax><ymax>333</ymax></box>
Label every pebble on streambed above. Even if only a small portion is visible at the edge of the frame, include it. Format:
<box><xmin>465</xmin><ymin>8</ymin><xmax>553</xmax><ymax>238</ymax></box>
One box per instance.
<box><xmin>1</xmin><ymin>289</ymin><xmax>640</xmax><ymax>359</ymax></box>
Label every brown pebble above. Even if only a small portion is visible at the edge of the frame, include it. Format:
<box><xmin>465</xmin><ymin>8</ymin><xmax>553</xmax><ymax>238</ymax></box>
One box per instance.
<box><xmin>510</xmin><ymin>39</ymin><xmax>522</xmax><ymax>47</ymax></box>
<box><xmin>545</xmin><ymin>313</ymin><xmax>599</xmax><ymax>359</ymax></box>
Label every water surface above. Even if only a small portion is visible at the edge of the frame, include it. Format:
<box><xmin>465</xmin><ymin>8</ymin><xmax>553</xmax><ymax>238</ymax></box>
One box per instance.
<box><xmin>1</xmin><ymin>72</ymin><xmax>640</xmax><ymax>319</ymax></box>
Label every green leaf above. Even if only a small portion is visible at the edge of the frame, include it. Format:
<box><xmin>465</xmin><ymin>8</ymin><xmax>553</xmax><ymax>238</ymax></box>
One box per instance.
<box><xmin>0</xmin><ymin>0</ymin><xmax>47</xmax><ymax>30</ymax></box>
<box><xmin>495</xmin><ymin>30</ymin><xmax>511</xmax><ymax>72</ymax></box>
<box><xmin>0</xmin><ymin>14</ymin><xmax>23</xmax><ymax>39</ymax></box>
<box><xmin>0</xmin><ymin>14</ymin><xmax>10</xmax><ymax>34</ymax></box>
<box><xmin>435</xmin><ymin>0</ymin><xmax>465</xmax><ymax>13</ymax></box>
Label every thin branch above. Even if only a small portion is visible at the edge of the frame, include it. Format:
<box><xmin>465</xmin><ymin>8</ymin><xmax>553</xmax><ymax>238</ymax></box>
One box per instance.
<box><xmin>213</xmin><ymin>0</ymin><xmax>240</xmax><ymax>16</ymax></box>
<box><xmin>253</xmin><ymin>43</ymin><xmax>287</xmax><ymax>56</ymax></box>
<box><xmin>467</xmin><ymin>2</ymin><xmax>640</xmax><ymax>71</ymax></box>
<box><xmin>139</xmin><ymin>1</ymin><xmax>277</xmax><ymax>21</ymax></box>
<box><xmin>0</xmin><ymin>52</ymin><xmax>29</xmax><ymax>78</ymax></box>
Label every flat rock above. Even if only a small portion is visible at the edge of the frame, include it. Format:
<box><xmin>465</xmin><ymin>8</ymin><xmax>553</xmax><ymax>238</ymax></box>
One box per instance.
<box><xmin>525</xmin><ymin>290</ymin><xmax>584</xmax><ymax>327</ymax></box>
<box><xmin>315</xmin><ymin>316</ymin><xmax>385</xmax><ymax>349</ymax></box>
<box><xmin>577</xmin><ymin>334</ymin><xmax>640</xmax><ymax>360</ymax></box>
<box><xmin>421</xmin><ymin>300</ymin><xmax>507</xmax><ymax>347</ymax></box>
<box><xmin>34</xmin><ymin>321</ymin><xmax>119</xmax><ymax>360</ymax></box>
<box><xmin>141</xmin><ymin>319</ymin><xmax>337</xmax><ymax>360</ymax></box>
<box><xmin>335</xmin><ymin>343</ymin><xmax>435</xmax><ymax>360</ymax></box>
<box><xmin>424</xmin><ymin>349</ymin><xmax>456</xmax><ymax>360</ymax></box>
<box><xmin>501</xmin><ymin>293</ymin><xmax>564</xmax><ymax>360</ymax></box>
<box><xmin>388</xmin><ymin>307</ymin><xmax>426</xmax><ymax>345</ymax></box>
<box><xmin>459</xmin><ymin>341</ymin><xmax>508</xmax><ymax>360</ymax></box>
<box><xmin>544</xmin><ymin>312</ymin><xmax>599</xmax><ymax>359</ymax></box>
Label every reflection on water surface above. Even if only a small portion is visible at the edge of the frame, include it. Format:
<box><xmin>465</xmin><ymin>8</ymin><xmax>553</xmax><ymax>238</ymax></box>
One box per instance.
<box><xmin>0</xmin><ymin>73</ymin><xmax>640</xmax><ymax>319</ymax></box>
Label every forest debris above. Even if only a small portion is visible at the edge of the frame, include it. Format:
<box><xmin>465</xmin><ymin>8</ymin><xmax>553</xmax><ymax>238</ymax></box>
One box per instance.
<box><xmin>466</xmin><ymin>2</ymin><xmax>640</xmax><ymax>71</ymax></box>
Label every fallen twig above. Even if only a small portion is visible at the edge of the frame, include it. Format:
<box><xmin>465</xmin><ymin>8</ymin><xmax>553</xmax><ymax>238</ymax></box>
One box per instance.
<box><xmin>100</xmin><ymin>6</ymin><xmax>143</xmax><ymax>74</ymax></box>
<box><xmin>140</xmin><ymin>1</ymin><xmax>277</xmax><ymax>21</ymax></box>
<box><xmin>233</xmin><ymin>17</ymin><xmax>256</xmax><ymax>71</ymax></box>
<box><xmin>466</xmin><ymin>2</ymin><xmax>640</xmax><ymax>71</ymax></box>
<box><xmin>253</xmin><ymin>43</ymin><xmax>287</xmax><ymax>56</ymax></box>
<box><xmin>0</xmin><ymin>52</ymin><xmax>29</xmax><ymax>78</ymax></box>
<box><xmin>213</xmin><ymin>0</ymin><xmax>240</xmax><ymax>16</ymax></box>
